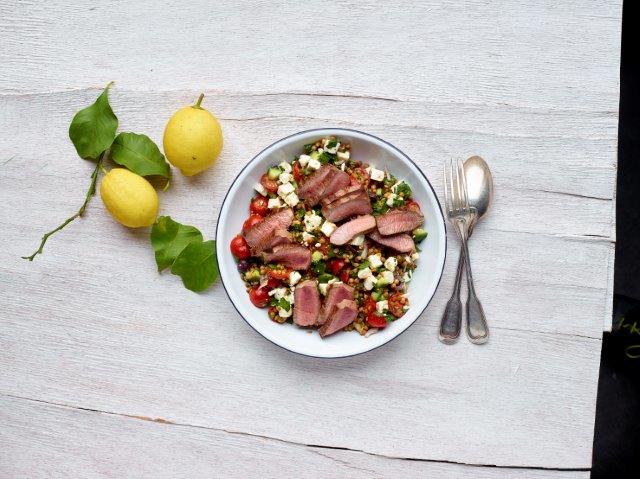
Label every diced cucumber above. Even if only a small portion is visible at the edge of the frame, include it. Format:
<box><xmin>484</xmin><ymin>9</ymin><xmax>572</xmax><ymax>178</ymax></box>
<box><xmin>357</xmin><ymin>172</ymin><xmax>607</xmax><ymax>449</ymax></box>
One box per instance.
<box><xmin>267</xmin><ymin>166</ymin><xmax>282</xmax><ymax>180</ymax></box>
<box><xmin>311</xmin><ymin>250</ymin><xmax>324</xmax><ymax>263</ymax></box>
<box><xmin>413</xmin><ymin>228</ymin><xmax>428</xmax><ymax>242</ymax></box>
<box><xmin>244</xmin><ymin>269</ymin><xmax>260</xmax><ymax>283</ymax></box>
<box><xmin>371</xmin><ymin>291</ymin><xmax>383</xmax><ymax>301</ymax></box>
<box><xmin>310</xmin><ymin>151</ymin><xmax>320</xmax><ymax>160</ymax></box>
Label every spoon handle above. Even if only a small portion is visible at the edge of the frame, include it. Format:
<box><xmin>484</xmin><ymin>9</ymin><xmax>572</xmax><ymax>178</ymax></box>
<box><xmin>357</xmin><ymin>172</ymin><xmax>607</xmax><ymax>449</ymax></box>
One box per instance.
<box><xmin>438</xmin><ymin>245</ymin><xmax>464</xmax><ymax>343</ymax></box>
<box><xmin>460</xmin><ymin>230</ymin><xmax>489</xmax><ymax>344</ymax></box>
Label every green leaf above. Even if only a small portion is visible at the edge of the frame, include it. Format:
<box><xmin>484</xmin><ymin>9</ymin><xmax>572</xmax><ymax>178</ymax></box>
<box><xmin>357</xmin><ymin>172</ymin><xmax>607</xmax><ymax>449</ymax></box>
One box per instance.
<box><xmin>150</xmin><ymin>216</ymin><xmax>203</xmax><ymax>271</ymax></box>
<box><xmin>171</xmin><ymin>240</ymin><xmax>219</xmax><ymax>292</ymax></box>
<box><xmin>68</xmin><ymin>82</ymin><xmax>118</xmax><ymax>160</ymax></box>
<box><xmin>111</xmin><ymin>132</ymin><xmax>171</xmax><ymax>178</ymax></box>
<box><xmin>277</xmin><ymin>298</ymin><xmax>291</xmax><ymax>312</ymax></box>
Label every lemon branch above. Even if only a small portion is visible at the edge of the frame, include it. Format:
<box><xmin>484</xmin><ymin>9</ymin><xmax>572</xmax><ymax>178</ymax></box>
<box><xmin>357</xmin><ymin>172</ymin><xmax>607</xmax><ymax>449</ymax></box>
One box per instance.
<box><xmin>22</xmin><ymin>151</ymin><xmax>107</xmax><ymax>261</ymax></box>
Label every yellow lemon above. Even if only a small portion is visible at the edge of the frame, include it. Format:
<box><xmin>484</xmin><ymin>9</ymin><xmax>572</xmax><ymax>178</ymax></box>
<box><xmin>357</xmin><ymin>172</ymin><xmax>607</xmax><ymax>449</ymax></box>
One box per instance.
<box><xmin>163</xmin><ymin>94</ymin><xmax>223</xmax><ymax>176</ymax></box>
<box><xmin>100</xmin><ymin>168</ymin><xmax>159</xmax><ymax>228</ymax></box>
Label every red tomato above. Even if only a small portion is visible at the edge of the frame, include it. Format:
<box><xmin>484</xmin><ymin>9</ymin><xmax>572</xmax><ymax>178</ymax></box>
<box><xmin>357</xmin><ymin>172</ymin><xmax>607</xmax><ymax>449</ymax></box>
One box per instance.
<box><xmin>265</xmin><ymin>277</ymin><xmax>281</xmax><ymax>289</ymax></box>
<box><xmin>243</xmin><ymin>214</ymin><xmax>263</xmax><ymax>232</ymax></box>
<box><xmin>250</xmin><ymin>196</ymin><xmax>269</xmax><ymax>216</ymax></box>
<box><xmin>363</xmin><ymin>296</ymin><xmax>377</xmax><ymax>315</ymax></box>
<box><xmin>266</xmin><ymin>267</ymin><xmax>291</xmax><ymax>281</ymax></box>
<box><xmin>249</xmin><ymin>286</ymin><xmax>270</xmax><ymax>308</ymax></box>
<box><xmin>388</xmin><ymin>292</ymin><xmax>406</xmax><ymax>318</ymax></box>
<box><xmin>339</xmin><ymin>268</ymin><xmax>351</xmax><ymax>283</ymax></box>
<box><xmin>292</xmin><ymin>162</ymin><xmax>303</xmax><ymax>181</ymax></box>
<box><xmin>405</xmin><ymin>199</ymin><xmax>421</xmax><ymax>214</ymax></box>
<box><xmin>328</xmin><ymin>258</ymin><xmax>346</xmax><ymax>275</ymax></box>
<box><xmin>230</xmin><ymin>234</ymin><xmax>251</xmax><ymax>260</ymax></box>
<box><xmin>260</xmin><ymin>174</ymin><xmax>279</xmax><ymax>194</ymax></box>
<box><xmin>366</xmin><ymin>312</ymin><xmax>388</xmax><ymax>329</ymax></box>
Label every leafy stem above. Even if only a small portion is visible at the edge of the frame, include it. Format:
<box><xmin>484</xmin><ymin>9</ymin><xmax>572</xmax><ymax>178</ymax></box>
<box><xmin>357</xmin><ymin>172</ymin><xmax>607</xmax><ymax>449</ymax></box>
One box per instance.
<box><xmin>22</xmin><ymin>151</ymin><xmax>107</xmax><ymax>261</ymax></box>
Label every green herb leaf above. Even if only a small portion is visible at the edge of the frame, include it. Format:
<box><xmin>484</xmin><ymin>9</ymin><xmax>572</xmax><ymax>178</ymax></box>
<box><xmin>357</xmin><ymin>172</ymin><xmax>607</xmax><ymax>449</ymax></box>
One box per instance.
<box><xmin>318</xmin><ymin>151</ymin><xmax>336</xmax><ymax>165</ymax></box>
<box><xmin>68</xmin><ymin>82</ymin><xmax>118</xmax><ymax>160</ymax></box>
<box><xmin>111</xmin><ymin>132</ymin><xmax>171</xmax><ymax>178</ymax></box>
<box><xmin>150</xmin><ymin>216</ymin><xmax>203</xmax><ymax>271</ymax></box>
<box><xmin>395</xmin><ymin>181</ymin><xmax>412</xmax><ymax>198</ymax></box>
<box><xmin>171</xmin><ymin>240</ymin><xmax>219</xmax><ymax>292</ymax></box>
<box><xmin>277</xmin><ymin>298</ymin><xmax>291</xmax><ymax>312</ymax></box>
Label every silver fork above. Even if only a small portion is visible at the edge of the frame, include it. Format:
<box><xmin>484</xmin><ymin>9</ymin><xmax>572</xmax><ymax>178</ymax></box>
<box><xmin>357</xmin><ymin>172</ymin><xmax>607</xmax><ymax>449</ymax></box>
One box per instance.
<box><xmin>441</xmin><ymin>159</ymin><xmax>489</xmax><ymax>344</ymax></box>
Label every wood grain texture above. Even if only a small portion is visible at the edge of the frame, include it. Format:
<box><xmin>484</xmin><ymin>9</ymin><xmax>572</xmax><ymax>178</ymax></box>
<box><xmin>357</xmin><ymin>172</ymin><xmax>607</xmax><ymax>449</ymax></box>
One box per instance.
<box><xmin>0</xmin><ymin>0</ymin><xmax>620</xmax><ymax>475</ymax></box>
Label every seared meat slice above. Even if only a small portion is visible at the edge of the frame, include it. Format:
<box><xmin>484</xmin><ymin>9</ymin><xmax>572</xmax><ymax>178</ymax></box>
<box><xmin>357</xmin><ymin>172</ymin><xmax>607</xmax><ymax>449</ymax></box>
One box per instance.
<box><xmin>376</xmin><ymin>209</ymin><xmax>424</xmax><ymax>236</ymax></box>
<box><xmin>330</xmin><ymin>215</ymin><xmax>376</xmax><ymax>245</ymax></box>
<box><xmin>293</xmin><ymin>280</ymin><xmax>321</xmax><ymax>327</ymax></box>
<box><xmin>262</xmin><ymin>229</ymin><xmax>292</xmax><ymax>251</ymax></box>
<box><xmin>318</xmin><ymin>283</ymin><xmax>354</xmax><ymax>325</ymax></box>
<box><xmin>368</xmin><ymin>229</ymin><xmax>415</xmax><ymax>253</ymax></box>
<box><xmin>320</xmin><ymin>184</ymin><xmax>363</xmax><ymax>206</ymax></box>
<box><xmin>262</xmin><ymin>244</ymin><xmax>311</xmax><ymax>270</ymax></box>
<box><xmin>298</xmin><ymin>165</ymin><xmax>350</xmax><ymax>206</ymax></box>
<box><xmin>318</xmin><ymin>299</ymin><xmax>358</xmax><ymax>337</ymax></box>
<box><xmin>243</xmin><ymin>208</ymin><xmax>294</xmax><ymax>253</ymax></box>
<box><xmin>321</xmin><ymin>194</ymin><xmax>372</xmax><ymax>223</ymax></box>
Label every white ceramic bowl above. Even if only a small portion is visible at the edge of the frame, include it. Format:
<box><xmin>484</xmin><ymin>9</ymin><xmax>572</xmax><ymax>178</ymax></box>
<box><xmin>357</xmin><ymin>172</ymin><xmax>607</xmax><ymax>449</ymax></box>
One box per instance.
<box><xmin>216</xmin><ymin>128</ymin><xmax>447</xmax><ymax>358</ymax></box>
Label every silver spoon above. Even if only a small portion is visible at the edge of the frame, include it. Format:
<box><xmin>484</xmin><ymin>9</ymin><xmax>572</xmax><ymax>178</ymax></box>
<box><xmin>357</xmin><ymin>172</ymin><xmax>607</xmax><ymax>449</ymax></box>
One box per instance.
<box><xmin>439</xmin><ymin>155</ymin><xmax>493</xmax><ymax>344</ymax></box>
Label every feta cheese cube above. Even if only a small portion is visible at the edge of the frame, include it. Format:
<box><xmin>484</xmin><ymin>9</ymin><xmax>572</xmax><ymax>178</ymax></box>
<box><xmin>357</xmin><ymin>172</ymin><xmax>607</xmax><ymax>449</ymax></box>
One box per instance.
<box><xmin>411</xmin><ymin>252</ymin><xmax>420</xmax><ymax>261</ymax></box>
<box><xmin>268</xmin><ymin>197</ymin><xmax>282</xmax><ymax>209</ymax></box>
<box><xmin>386</xmin><ymin>193</ymin><xmax>397</xmax><ymax>206</ymax></box>
<box><xmin>376</xmin><ymin>300</ymin><xmax>389</xmax><ymax>314</ymax></box>
<box><xmin>368</xmin><ymin>254</ymin><xmax>383</xmax><ymax>270</ymax></box>
<box><xmin>378</xmin><ymin>270</ymin><xmax>395</xmax><ymax>284</ymax></box>
<box><xmin>278</xmin><ymin>306</ymin><xmax>292</xmax><ymax>318</ymax></box>
<box><xmin>357</xmin><ymin>267</ymin><xmax>373</xmax><ymax>279</ymax></box>
<box><xmin>322</xmin><ymin>139</ymin><xmax>339</xmax><ymax>154</ymax></box>
<box><xmin>320</xmin><ymin>220</ymin><xmax>337</xmax><ymax>237</ymax></box>
<box><xmin>298</xmin><ymin>154</ymin><xmax>311</xmax><ymax>167</ymax></box>
<box><xmin>307</xmin><ymin>158</ymin><xmax>322</xmax><ymax>170</ymax></box>
<box><xmin>277</xmin><ymin>182</ymin><xmax>295</xmax><ymax>197</ymax></box>
<box><xmin>286</xmin><ymin>291</ymin><xmax>295</xmax><ymax>304</ymax></box>
<box><xmin>269</xmin><ymin>287</ymin><xmax>287</xmax><ymax>299</ymax></box>
<box><xmin>384</xmin><ymin>257</ymin><xmax>398</xmax><ymax>272</ymax></box>
<box><xmin>283</xmin><ymin>192</ymin><xmax>299</xmax><ymax>207</ymax></box>
<box><xmin>350</xmin><ymin>234</ymin><xmax>365</xmax><ymax>246</ymax></box>
<box><xmin>301</xmin><ymin>232</ymin><xmax>315</xmax><ymax>244</ymax></box>
<box><xmin>289</xmin><ymin>271</ymin><xmax>301</xmax><ymax>286</ymax></box>
<box><xmin>337</xmin><ymin>150</ymin><xmax>350</xmax><ymax>161</ymax></box>
<box><xmin>279</xmin><ymin>161</ymin><xmax>292</xmax><ymax>173</ymax></box>
<box><xmin>304</xmin><ymin>212</ymin><xmax>322</xmax><ymax>231</ymax></box>
<box><xmin>319</xmin><ymin>283</ymin><xmax>329</xmax><ymax>295</ymax></box>
<box><xmin>254</xmin><ymin>182</ymin><xmax>268</xmax><ymax>196</ymax></box>
<box><xmin>364</xmin><ymin>276</ymin><xmax>377</xmax><ymax>290</ymax></box>
<box><xmin>369</xmin><ymin>167</ymin><xmax>385</xmax><ymax>182</ymax></box>
<box><xmin>278</xmin><ymin>172</ymin><xmax>292</xmax><ymax>184</ymax></box>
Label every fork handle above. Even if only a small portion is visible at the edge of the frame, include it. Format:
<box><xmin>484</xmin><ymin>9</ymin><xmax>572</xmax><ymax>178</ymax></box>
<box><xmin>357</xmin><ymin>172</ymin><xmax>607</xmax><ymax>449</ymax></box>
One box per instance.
<box><xmin>438</xmin><ymin>246</ymin><xmax>464</xmax><ymax>343</ymax></box>
<box><xmin>459</xmin><ymin>226</ymin><xmax>489</xmax><ymax>344</ymax></box>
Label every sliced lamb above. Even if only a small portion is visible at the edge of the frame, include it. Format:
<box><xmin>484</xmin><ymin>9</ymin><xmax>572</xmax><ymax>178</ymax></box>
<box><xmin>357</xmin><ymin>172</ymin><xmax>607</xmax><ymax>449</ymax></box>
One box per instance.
<box><xmin>318</xmin><ymin>299</ymin><xmax>358</xmax><ymax>337</ymax></box>
<box><xmin>368</xmin><ymin>229</ymin><xmax>415</xmax><ymax>253</ymax></box>
<box><xmin>320</xmin><ymin>184</ymin><xmax>363</xmax><ymax>206</ymax></box>
<box><xmin>262</xmin><ymin>229</ymin><xmax>292</xmax><ymax>251</ymax></box>
<box><xmin>243</xmin><ymin>208</ymin><xmax>294</xmax><ymax>253</ymax></box>
<box><xmin>322</xmin><ymin>195</ymin><xmax>372</xmax><ymax>223</ymax></box>
<box><xmin>320</xmin><ymin>168</ymin><xmax>351</xmax><ymax>199</ymax></box>
<box><xmin>298</xmin><ymin>165</ymin><xmax>350</xmax><ymax>206</ymax></box>
<box><xmin>318</xmin><ymin>283</ymin><xmax>354</xmax><ymax>325</ymax></box>
<box><xmin>262</xmin><ymin>244</ymin><xmax>311</xmax><ymax>270</ymax></box>
<box><xmin>293</xmin><ymin>280</ymin><xmax>321</xmax><ymax>327</ymax></box>
<box><xmin>330</xmin><ymin>215</ymin><xmax>376</xmax><ymax>245</ymax></box>
<box><xmin>376</xmin><ymin>209</ymin><xmax>424</xmax><ymax>236</ymax></box>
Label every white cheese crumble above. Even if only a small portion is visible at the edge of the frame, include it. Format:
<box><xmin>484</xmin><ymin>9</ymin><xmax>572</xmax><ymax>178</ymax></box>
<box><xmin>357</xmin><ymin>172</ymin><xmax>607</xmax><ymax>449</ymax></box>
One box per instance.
<box><xmin>289</xmin><ymin>271</ymin><xmax>301</xmax><ymax>286</ymax></box>
<box><xmin>376</xmin><ymin>300</ymin><xmax>389</xmax><ymax>314</ymax></box>
<box><xmin>378</xmin><ymin>270</ymin><xmax>394</xmax><ymax>284</ymax></box>
<box><xmin>283</xmin><ymin>192</ymin><xmax>299</xmax><ymax>207</ymax></box>
<box><xmin>254</xmin><ymin>183</ymin><xmax>268</xmax><ymax>196</ymax></box>
<box><xmin>384</xmin><ymin>257</ymin><xmax>398</xmax><ymax>272</ymax></box>
<box><xmin>369</xmin><ymin>167</ymin><xmax>385</xmax><ymax>182</ymax></box>
<box><xmin>350</xmin><ymin>234</ymin><xmax>365</xmax><ymax>246</ymax></box>
<box><xmin>277</xmin><ymin>182</ymin><xmax>295</xmax><ymax>197</ymax></box>
<box><xmin>269</xmin><ymin>287</ymin><xmax>288</xmax><ymax>299</ymax></box>
<box><xmin>411</xmin><ymin>252</ymin><xmax>420</xmax><ymax>261</ymax></box>
<box><xmin>367</xmin><ymin>254</ymin><xmax>383</xmax><ymax>270</ymax></box>
<box><xmin>320</xmin><ymin>220</ymin><xmax>337</xmax><ymax>237</ymax></box>
<box><xmin>301</xmin><ymin>232</ymin><xmax>315</xmax><ymax>244</ymax></box>
<box><xmin>304</xmin><ymin>212</ymin><xmax>322</xmax><ymax>231</ymax></box>
<box><xmin>307</xmin><ymin>158</ymin><xmax>322</xmax><ymax>170</ymax></box>
<box><xmin>278</xmin><ymin>171</ymin><xmax>292</xmax><ymax>184</ymax></box>
<box><xmin>340</xmin><ymin>162</ymin><xmax>346</xmax><ymax>171</ymax></box>
<box><xmin>364</xmin><ymin>276</ymin><xmax>377</xmax><ymax>290</ymax></box>
<box><xmin>298</xmin><ymin>154</ymin><xmax>311</xmax><ymax>167</ymax></box>
<box><xmin>386</xmin><ymin>193</ymin><xmax>397</xmax><ymax>206</ymax></box>
<box><xmin>278</xmin><ymin>307</ymin><xmax>292</xmax><ymax>318</ymax></box>
<box><xmin>267</xmin><ymin>197</ymin><xmax>282</xmax><ymax>209</ymax></box>
<box><xmin>357</xmin><ymin>267</ymin><xmax>373</xmax><ymax>279</ymax></box>
<box><xmin>322</xmin><ymin>139</ymin><xmax>339</xmax><ymax>154</ymax></box>
<box><xmin>319</xmin><ymin>283</ymin><xmax>329</xmax><ymax>295</ymax></box>
<box><xmin>279</xmin><ymin>161</ymin><xmax>292</xmax><ymax>173</ymax></box>
<box><xmin>337</xmin><ymin>150</ymin><xmax>350</xmax><ymax>161</ymax></box>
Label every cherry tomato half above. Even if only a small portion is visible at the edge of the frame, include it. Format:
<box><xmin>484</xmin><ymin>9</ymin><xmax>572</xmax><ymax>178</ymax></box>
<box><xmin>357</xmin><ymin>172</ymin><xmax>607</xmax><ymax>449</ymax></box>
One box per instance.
<box><xmin>339</xmin><ymin>268</ymin><xmax>351</xmax><ymax>283</ymax></box>
<box><xmin>249</xmin><ymin>286</ymin><xmax>270</xmax><ymax>308</ymax></box>
<box><xmin>292</xmin><ymin>162</ymin><xmax>303</xmax><ymax>181</ymax></box>
<box><xmin>243</xmin><ymin>214</ymin><xmax>263</xmax><ymax>232</ymax></box>
<box><xmin>328</xmin><ymin>258</ymin><xmax>346</xmax><ymax>275</ymax></box>
<box><xmin>366</xmin><ymin>312</ymin><xmax>388</xmax><ymax>329</ymax></box>
<box><xmin>265</xmin><ymin>277</ymin><xmax>281</xmax><ymax>289</ymax></box>
<box><xmin>260</xmin><ymin>174</ymin><xmax>279</xmax><ymax>194</ymax></box>
<box><xmin>230</xmin><ymin>234</ymin><xmax>251</xmax><ymax>260</ymax></box>
<box><xmin>266</xmin><ymin>267</ymin><xmax>291</xmax><ymax>281</ymax></box>
<box><xmin>388</xmin><ymin>292</ymin><xmax>406</xmax><ymax>318</ymax></box>
<box><xmin>250</xmin><ymin>196</ymin><xmax>269</xmax><ymax>216</ymax></box>
<box><xmin>363</xmin><ymin>296</ymin><xmax>377</xmax><ymax>315</ymax></box>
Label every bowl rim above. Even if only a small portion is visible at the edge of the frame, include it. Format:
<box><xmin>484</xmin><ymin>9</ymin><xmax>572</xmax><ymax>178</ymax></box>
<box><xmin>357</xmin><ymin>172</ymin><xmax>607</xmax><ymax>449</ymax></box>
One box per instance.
<box><xmin>215</xmin><ymin>127</ymin><xmax>447</xmax><ymax>358</ymax></box>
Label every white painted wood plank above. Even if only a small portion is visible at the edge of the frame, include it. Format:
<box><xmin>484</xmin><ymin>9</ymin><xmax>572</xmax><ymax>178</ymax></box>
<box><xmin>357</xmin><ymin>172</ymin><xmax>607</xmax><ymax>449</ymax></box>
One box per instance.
<box><xmin>0</xmin><ymin>396</ymin><xmax>588</xmax><ymax>479</ymax></box>
<box><xmin>0</xmin><ymin>0</ymin><xmax>621</xmax><ymax>114</ymax></box>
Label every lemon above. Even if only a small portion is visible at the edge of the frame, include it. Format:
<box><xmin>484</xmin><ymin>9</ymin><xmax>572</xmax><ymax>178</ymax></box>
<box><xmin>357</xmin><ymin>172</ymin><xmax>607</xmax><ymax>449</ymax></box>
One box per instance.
<box><xmin>163</xmin><ymin>94</ymin><xmax>223</xmax><ymax>176</ymax></box>
<box><xmin>100</xmin><ymin>168</ymin><xmax>159</xmax><ymax>228</ymax></box>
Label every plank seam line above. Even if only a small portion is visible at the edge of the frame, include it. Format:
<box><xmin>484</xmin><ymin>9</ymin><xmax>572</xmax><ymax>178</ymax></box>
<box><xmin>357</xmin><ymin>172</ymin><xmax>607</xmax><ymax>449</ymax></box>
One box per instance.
<box><xmin>1</xmin><ymin>392</ymin><xmax>589</xmax><ymax>472</ymax></box>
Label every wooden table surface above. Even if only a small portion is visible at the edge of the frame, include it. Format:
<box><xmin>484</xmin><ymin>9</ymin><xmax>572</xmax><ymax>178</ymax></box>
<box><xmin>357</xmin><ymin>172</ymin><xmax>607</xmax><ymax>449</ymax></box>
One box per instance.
<box><xmin>0</xmin><ymin>1</ymin><xmax>621</xmax><ymax>477</ymax></box>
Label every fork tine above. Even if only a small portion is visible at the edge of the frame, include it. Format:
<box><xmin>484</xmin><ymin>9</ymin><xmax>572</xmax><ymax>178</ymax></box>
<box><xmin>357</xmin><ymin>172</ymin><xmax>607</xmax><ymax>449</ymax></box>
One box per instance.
<box><xmin>458</xmin><ymin>159</ymin><xmax>470</xmax><ymax>215</ymax></box>
<box><xmin>443</xmin><ymin>161</ymin><xmax>450</xmax><ymax>216</ymax></box>
<box><xmin>452</xmin><ymin>158</ymin><xmax>461</xmax><ymax>215</ymax></box>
